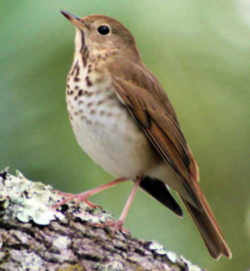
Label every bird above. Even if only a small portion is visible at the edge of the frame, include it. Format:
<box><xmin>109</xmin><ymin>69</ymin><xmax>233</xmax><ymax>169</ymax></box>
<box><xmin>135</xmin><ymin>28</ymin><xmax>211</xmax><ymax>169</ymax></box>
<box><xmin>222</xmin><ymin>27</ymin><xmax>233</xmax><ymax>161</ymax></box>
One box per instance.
<box><xmin>59</xmin><ymin>10</ymin><xmax>232</xmax><ymax>260</ymax></box>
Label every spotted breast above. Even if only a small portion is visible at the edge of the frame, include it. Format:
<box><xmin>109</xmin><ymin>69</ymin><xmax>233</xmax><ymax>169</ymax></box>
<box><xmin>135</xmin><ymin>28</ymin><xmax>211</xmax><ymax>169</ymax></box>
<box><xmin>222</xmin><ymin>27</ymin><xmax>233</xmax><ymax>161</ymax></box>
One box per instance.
<box><xmin>66</xmin><ymin>40</ymin><xmax>157</xmax><ymax>179</ymax></box>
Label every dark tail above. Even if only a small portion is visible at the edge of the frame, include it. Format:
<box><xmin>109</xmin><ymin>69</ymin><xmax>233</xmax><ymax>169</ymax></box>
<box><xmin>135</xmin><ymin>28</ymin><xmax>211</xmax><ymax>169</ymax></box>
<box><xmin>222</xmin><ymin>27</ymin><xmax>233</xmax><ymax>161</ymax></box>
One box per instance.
<box><xmin>140</xmin><ymin>176</ymin><xmax>183</xmax><ymax>217</ymax></box>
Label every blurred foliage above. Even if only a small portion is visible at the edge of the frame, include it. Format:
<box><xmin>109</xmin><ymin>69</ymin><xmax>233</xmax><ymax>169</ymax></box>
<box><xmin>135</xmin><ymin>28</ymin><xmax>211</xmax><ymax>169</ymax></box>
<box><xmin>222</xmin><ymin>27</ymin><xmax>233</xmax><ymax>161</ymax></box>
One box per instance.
<box><xmin>1</xmin><ymin>0</ymin><xmax>249</xmax><ymax>270</ymax></box>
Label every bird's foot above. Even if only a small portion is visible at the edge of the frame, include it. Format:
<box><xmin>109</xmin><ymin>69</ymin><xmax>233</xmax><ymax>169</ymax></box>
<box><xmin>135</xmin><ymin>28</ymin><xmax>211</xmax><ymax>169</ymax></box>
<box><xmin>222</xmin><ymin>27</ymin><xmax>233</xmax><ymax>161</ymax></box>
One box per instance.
<box><xmin>53</xmin><ymin>178</ymin><xmax>128</xmax><ymax>210</ymax></box>
<box><xmin>93</xmin><ymin>220</ymin><xmax>129</xmax><ymax>233</ymax></box>
<box><xmin>53</xmin><ymin>190</ymin><xmax>101</xmax><ymax>209</ymax></box>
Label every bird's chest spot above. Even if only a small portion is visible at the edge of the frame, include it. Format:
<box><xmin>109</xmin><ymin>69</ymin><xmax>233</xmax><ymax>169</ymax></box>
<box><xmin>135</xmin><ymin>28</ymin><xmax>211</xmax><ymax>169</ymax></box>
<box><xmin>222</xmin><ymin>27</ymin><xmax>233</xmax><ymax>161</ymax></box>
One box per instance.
<box><xmin>67</xmin><ymin>70</ymin><xmax>121</xmax><ymax>126</ymax></box>
<box><xmin>66</xmin><ymin>59</ymin><xmax>131</xmax><ymax>142</ymax></box>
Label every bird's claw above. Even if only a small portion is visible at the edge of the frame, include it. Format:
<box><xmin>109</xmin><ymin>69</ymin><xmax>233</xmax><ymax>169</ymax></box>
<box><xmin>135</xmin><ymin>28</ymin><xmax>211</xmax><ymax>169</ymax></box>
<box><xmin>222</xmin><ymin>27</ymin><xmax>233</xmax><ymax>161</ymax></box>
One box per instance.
<box><xmin>93</xmin><ymin>220</ymin><xmax>129</xmax><ymax>234</ymax></box>
<box><xmin>53</xmin><ymin>191</ymin><xmax>101</xmax><ymax>209</ymax></box>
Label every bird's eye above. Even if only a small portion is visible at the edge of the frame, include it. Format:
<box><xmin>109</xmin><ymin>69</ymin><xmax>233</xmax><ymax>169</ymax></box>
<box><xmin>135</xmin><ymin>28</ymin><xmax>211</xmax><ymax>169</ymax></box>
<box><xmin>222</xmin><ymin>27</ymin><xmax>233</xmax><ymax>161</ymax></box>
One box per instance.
<box><xmin>97</xmin><ymin>25</ymin><xmax>110</xmax><ymax>35</ymax></box>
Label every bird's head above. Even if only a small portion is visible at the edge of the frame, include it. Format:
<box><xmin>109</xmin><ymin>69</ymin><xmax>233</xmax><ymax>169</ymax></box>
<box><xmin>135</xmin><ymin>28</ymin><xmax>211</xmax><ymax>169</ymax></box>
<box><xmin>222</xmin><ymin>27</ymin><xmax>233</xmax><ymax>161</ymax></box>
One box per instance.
<box><xmin>61</xmin><ymin>11</ymin><xmax>140</xmax><ymax>60</ymax></box>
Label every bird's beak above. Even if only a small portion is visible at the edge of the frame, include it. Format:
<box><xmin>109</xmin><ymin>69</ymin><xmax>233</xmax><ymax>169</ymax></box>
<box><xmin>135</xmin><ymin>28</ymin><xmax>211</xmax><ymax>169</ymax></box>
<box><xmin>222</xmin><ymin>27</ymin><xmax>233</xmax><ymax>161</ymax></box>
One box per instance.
<box><xmin>61</xmin><ymin>10</ymin><xmax>86</xmax><ymax>29</ymax></box>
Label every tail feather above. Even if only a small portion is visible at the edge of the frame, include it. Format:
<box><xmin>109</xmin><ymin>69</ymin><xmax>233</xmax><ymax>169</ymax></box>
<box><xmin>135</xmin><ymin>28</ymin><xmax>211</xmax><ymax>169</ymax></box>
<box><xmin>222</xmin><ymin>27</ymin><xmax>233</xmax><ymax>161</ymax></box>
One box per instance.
<box><xmin>141</xmin><ymin>176</ymin><xmax>183</xmax><ymax>217</ymax></box>
<box><xmin>180</xmin><ymin>182</ymin><xmax>232</xmax><ymax>259</ymax></box>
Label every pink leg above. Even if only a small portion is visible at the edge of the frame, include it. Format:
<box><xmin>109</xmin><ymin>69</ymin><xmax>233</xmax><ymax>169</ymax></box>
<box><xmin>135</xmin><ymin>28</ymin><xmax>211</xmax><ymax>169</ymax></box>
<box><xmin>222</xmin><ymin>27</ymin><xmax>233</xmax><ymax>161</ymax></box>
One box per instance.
<box><xmin>54</xmin><ymin>177</ymin><xmax>128</xmax><ymax>209</ymax></box>
<box><xmin>106</xmin><ymin>177</ymin><xmax>141</xmax><ymax>231</ymax></box>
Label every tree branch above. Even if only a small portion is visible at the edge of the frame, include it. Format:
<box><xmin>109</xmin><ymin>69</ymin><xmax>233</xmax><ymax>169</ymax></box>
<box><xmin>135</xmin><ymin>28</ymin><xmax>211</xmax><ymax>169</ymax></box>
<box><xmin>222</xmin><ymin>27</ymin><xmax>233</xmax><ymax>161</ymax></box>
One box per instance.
<box><xmin>0</xmin><ymin>169</ymin><xmax>204</xmax><ymax>271</ymax></box>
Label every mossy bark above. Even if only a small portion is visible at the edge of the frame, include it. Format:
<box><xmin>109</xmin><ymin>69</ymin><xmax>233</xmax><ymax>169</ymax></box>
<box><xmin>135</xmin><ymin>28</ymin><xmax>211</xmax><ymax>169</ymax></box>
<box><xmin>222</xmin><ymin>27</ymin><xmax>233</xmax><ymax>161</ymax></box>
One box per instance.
<box><xmin>0</xmin><ymin>169</ymin><xmax>204</xmax><ymax>271</ymax></box>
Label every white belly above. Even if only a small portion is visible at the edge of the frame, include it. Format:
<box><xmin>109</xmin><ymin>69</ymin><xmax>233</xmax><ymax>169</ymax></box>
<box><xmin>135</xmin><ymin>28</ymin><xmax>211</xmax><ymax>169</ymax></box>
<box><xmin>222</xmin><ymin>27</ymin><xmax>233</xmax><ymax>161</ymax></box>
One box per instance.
<box><xmin>66</xmin><ymin>59</ymin><xmax>157</xmax><ymax>179</ymax></box>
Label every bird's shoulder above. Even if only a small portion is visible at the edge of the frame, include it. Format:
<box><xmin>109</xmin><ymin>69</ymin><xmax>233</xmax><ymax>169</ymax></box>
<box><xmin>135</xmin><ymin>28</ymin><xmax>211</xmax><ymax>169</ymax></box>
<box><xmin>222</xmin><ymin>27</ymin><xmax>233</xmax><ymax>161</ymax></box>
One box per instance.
<box><xmin>106</xmin><ymin>56</ymin><xmax>179</xmax><ymax>122</ymax></box>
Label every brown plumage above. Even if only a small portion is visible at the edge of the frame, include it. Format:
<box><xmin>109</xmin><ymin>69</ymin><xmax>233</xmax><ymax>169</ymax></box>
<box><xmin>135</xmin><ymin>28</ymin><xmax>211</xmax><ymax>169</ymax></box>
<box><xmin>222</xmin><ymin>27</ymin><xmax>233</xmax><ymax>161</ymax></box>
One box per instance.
<box><xmin>109</xmin><ymin>58</ymin><xmax>231</xmax><ymax>259</ymax></box>
<box><xmin>61</xmin><ymin>11</ymin><xmax>232</xmax><ymax>259</ymax></box>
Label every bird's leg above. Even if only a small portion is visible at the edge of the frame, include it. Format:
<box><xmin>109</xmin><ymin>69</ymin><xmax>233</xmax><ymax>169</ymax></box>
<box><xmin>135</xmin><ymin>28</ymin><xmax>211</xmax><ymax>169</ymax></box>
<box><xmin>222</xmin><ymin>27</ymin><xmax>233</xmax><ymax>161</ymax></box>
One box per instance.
<box><xmin>54</xmin><ymin>177</ymin><xmax>128</xmax><ymax>209</ymax></box>
<box><xmin>106</xmin><ymin>177</ymin><xmax>141</xmax><ymax>232</ymax></box>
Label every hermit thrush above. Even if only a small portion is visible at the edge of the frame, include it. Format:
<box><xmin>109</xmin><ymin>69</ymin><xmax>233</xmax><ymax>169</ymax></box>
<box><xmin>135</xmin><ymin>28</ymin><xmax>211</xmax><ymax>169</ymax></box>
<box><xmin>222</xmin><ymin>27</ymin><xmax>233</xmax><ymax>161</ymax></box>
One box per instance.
<box><xmin>60</xmin><ymin>10</ymin><xmax>231</xmax><ymax>259</ymax></box>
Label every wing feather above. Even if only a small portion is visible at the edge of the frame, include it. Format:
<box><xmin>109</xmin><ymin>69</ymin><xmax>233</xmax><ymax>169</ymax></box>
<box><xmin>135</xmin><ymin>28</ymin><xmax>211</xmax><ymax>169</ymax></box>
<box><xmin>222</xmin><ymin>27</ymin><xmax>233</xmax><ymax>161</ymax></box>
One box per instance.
<box><xmin>110</xmin><ymin>66</ymin><xmax>198</xmax><ymax>185</ymax></box>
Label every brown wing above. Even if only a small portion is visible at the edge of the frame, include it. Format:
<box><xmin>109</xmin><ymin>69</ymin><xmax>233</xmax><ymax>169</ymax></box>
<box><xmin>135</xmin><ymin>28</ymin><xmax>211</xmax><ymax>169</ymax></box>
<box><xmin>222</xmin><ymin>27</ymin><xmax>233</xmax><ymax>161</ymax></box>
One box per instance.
<box><xmin>107</xmin><ymin>59</ymin><xmax>199</xmax><ymax>187</ymax></box>
<box><xmin>107</xmin><ymin>58</ymin><xmax>231</xmax><ymax>259</ymax></box>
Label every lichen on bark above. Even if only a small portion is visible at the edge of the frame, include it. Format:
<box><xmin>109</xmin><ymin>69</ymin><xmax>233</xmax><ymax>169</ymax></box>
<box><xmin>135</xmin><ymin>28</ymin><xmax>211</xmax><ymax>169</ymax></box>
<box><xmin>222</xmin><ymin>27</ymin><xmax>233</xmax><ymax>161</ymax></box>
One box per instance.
<box><xmin>0</xmin><ymin>169</ymin><xmax>204</xmax><ymax>271</ymax></box>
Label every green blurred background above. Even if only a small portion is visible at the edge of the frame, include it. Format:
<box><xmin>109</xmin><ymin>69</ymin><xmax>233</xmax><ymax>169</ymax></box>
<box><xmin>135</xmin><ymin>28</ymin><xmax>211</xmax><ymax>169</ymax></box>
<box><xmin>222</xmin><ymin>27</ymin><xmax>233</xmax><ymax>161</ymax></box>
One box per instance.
<box><xmin>1</xmin><ymin>0</ymin><xmax>249</xmax><ymax>270</ymax></box>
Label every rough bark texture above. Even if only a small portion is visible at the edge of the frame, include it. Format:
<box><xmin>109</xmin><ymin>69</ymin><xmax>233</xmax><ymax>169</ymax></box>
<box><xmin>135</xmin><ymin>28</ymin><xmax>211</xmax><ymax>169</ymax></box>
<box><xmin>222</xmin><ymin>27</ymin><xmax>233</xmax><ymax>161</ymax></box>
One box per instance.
<box><xmin>0</xmin><ymin>169</ymin><xmax>204</xmax><ymax>271</ymax></box>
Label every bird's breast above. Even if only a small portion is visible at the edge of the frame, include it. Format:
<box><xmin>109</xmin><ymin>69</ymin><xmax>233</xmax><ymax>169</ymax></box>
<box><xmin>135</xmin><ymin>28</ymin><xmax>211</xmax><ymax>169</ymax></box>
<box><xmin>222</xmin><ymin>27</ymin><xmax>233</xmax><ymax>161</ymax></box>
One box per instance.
<box><xmin>66</xmin><ymin>57</ymin><xmax>157</xmax><ymax>179</ymax></box>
